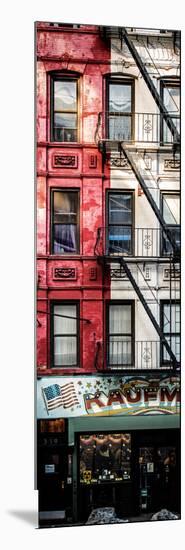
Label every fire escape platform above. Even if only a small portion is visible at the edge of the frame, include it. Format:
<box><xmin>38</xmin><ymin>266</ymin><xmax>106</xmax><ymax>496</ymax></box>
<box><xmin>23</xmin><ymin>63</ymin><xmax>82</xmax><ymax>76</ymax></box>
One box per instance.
<box><xmin>97</xmin><ymin>255</ymin><xmax>180</xmax><ymax>265</ymax></box>
<box><xmin>98</xmin><ymin>140</ymin><xmax>179</xmax><ymax>155</ymax></box>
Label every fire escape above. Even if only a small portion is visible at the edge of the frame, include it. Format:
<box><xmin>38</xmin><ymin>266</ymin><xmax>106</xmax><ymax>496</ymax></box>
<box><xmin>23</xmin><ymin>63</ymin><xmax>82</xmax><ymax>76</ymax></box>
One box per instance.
<box><xmin>95</xmin><ymin>27</ymin><xmax>180</xmax><ymax>372</ymax></box>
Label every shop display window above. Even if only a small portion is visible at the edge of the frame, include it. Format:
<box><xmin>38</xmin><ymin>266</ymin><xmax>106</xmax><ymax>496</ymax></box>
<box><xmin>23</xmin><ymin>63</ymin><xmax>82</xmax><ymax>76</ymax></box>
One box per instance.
<box><xmin>79</xmin><ymin>433</ymin><xmax>131</xmax><ymax>484</ymax></box>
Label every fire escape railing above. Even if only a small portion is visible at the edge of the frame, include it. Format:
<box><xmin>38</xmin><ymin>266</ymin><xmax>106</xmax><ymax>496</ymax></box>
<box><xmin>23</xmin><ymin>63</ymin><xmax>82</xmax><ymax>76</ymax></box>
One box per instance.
<box><xmin>97</xmin><ymin>112</ymin><xmax>180</xmax><ymax>147</ymax></box>
<box><xmin>122</xmin><ymin>29</ymin><xmax>180</xmax><ymax>145</ymax></box>
<box><xmin>99</xmin><ymin>26</ymin><xmax>180</xmax><ymax>146</ymax></box>
<box><xmin>120</xmin><ymin>146</ymin><xmax>179</xmax><ymax>257</ymax></box>
<box><xmin>106</xmin><ymin>339</ymin><xmax>180</xmax><ymax>370</ymax></box>
<box><xmin>119</xmin><ymin>257</ymin><xmax>178</xmax><ymax>368</ymax></box>
<box><xmin>96</xmin><ymin>27</ymin><xmax>180</xmax><ymax>371</ymax></box>
<box><xmin>94</xmin><ymin>227</ymin><xmax>180</xmax><ymax>258</ymax></box>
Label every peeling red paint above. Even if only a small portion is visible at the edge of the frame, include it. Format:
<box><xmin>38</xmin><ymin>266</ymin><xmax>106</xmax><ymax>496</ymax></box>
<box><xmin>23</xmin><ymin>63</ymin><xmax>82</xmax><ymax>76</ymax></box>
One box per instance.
<box><xmin>36</xmin><ymin>24</ymin><xmax>111</xmax><ymax>374</ymax></box>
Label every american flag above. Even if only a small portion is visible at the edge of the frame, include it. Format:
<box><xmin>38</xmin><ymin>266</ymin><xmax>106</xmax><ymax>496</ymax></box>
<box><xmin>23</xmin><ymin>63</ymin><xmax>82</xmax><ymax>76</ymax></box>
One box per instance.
<box><xmin>42</xmin><ymin>382</ymin><xmax>80</xmax><ymax>412</ymax></box>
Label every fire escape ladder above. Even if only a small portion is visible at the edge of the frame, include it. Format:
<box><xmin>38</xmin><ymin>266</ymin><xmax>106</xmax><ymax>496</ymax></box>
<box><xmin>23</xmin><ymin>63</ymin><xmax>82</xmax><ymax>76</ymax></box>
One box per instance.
<box><xmin>121</xmin><ymin>29</ymin><xmax>180</xmax><ymax>144</ymax></box>
<box><xmin>119</xmin><ymin>257</ymin><xmax>178</xmax><ymax>368</ymax></box>
<box><xmin>121</xmin><ymin>144</ymin><xmax>178</xmax><ymax>255</ymax></box>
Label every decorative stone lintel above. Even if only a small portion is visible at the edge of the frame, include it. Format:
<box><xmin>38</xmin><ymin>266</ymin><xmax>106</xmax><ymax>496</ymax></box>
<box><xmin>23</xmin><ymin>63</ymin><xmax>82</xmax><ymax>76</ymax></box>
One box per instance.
<box><xmin>106</xmin><ymin>156</ymin><xmax>131</xmax><ymax>169</ymax></box>
<box><xmin>53</xmin><ymin>267</ymin><xmax>77</xmax><ymax>280</ymax></box>
<box><xmin>163</xmin><ymin>267</ymin><xmax>180</xmax><ymax>280</ymax></box>
<box><xmin>52</xmin><ymin>154</ymin><xmax>78</xmax><ymax>168</ymax></box>
<box><xmin>164</xmin><ymin>158</ymin><xmax>180</xmax><ymax>171</ymax></box>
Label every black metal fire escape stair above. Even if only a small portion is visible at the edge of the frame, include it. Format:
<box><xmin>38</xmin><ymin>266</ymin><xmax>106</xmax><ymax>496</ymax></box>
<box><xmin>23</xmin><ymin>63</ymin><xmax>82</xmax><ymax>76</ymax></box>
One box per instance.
<box><xmin>120</xmin><ymin>29</ymin><xmax>180</xmax><ymax>144</ymax></box>
<box><xmin>119</xmin><ymin>257</ymin><xmax>178</xmax><ymax>368</ymax></box>
<box><xmin>98</xmin><ymin>26</ymin><xmax>180</xmax><ymax>370</ymax></box>
<box><xmin>121</xmin><ymin>145</ymin><xmax>178</xmax><ymax>256</ymax></box>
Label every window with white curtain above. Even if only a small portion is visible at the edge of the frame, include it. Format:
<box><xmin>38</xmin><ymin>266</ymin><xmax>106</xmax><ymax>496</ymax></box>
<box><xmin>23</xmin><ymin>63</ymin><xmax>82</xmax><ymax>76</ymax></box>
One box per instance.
<box><xmin>161</xmin><ymin>301</ymin><xmax>180</xmax><ymax>364</ymax></box>
<box><xmin>51</xmin><ymin>77</ymin><xmax>78</xmax><ymax>142</ymax></box>
<box><xmin>107</xmin><ymin>80</ymin><xmax>133</xmax><ymax>141</ymax></box>
<box><xmin>52</xmin><ymin>303</ymin><xmax>78</xmax><ymax>367</ymax></box>
<box><xmin>108</xmin><ymin>302</ymin><xmax>134</xmax><ymax>368</ymax></box>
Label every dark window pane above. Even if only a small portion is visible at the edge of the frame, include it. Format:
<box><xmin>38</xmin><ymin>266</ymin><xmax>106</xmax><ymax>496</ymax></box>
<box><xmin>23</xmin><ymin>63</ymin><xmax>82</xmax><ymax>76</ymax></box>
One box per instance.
<box><xmin>162</xmin><ymin>85</ymin><xmax>180</xmax><ymax>143</ymax></box>
<box><xmin>52</xmin><ymin>79</ymin><xmax>78</xmax><ymax>142</ymax></box>
<box><xmin>54</xmin><ymin>113</ymin><xmax>77</xmax><ymax>142</ymax></box>
<box><xmin>163</xmin><ymin>195</ymin><xmax>180</xmax><ymax>225</ymax></box>
<box><xmin>54</xmin><ymin>191</ymin><xmax>78</xmax><ymax>224</ymax></box>
<box><xmin>163</xmin><ymin>86</ymin><xmax>180</xmax><ymax>113</ymax></box>
<box><xmin>109</xmin><ymin>84</ymin><xmax>132</xmax><ymax>112</ymax></box>
<box><xmin>108</xmin><ymin>226</ymin><xmax>132</xmax><ymax>254</ymax></box>
<box><xmin>162</xmin><ymin>194</ymin><xmax>180</xmax><ymax>255</ymax></box>
<box><xmin>53</xmin><ymin>192</ymin><xmax>78</xmax><ymax>254</ymax></box>
<box><xmin>162</xmin><ymin>227</ymin><xmax>180</xmax><ymax>256</ymax></box>
<box><xmin>109</xmin><ymin>194</ymin><xmax>132</xmax><ymax>224</ymax></box>
<box><xmin>163</xmin><ymin>336</ymin><xmax>180</xmax><ymax>363</ymax></box>
<box><xmin>163</xmin><ymin>304</ymin><xmax>180</xmax><ymax>334</ymax></box>
<box><xmin>54</xmin><ymin>113</ymin><xmax>77</xmax><ymax>129</ymax></box>
<box><xmin>163</xmin><ymin>118</ymin><xmax>180</xmax><ymax>143</ymax></box>
<box><xmin>54</xmin><ymin>81</ymin><xmax>77</xmax><ymax>112</ymax></box>
<box><xmin>162</xmin><ymin>302</ymin><xmax>180</xmax><ymax>364</ymax></box>
<box><xmin>54</xmin><ymin>127</ymin><xmax>77</xmax><ymax>142</ymax></box>
<box><xmin>54</xmin><ymin>224</ymin><xmax>77</xmax><ymax>253</ymax></box>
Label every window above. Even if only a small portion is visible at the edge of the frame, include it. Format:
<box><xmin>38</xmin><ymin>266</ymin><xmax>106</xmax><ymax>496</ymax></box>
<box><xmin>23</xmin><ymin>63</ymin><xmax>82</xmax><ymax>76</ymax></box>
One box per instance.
<box><xmin>161</xmin><ymin>193</ymin><xmax>180</xmax><ymax>255</ymax></box>
<box><xmin>52</xmin><ymin>303</ymin><xmax>79</xmax><ymax>367</ymax></box>
<box><xmin>160</xmin><ymin>80</ymin><xmax>180</xmax><ymax>143</ymax></box>
<box><xmin>107</xmin><ymin>80</ymin><xmax>133</xmax><ymax>141</ymax></box>
<box><xmin>107</xmin><ymin>302</ymin><xmax>134</xmax><ymax>368</ymax></box>
<box><xmin>80</xmin><ymin>433</ymin><xmax>131</xmax><ymax>484</ymax></box>
<box><xmin>161</xmin><ymin>301</ymin><xmax>180</xmax><ymax>364</ymax></box>
<box><xmin>107</xmin><ymin>192</ymin><xmax>133</xmax><ymax>255</ymax></box>
<box><xmin>51</xmin><ymin>77</ymin><xmax>78</xmax><ymax>142</ymax></box>
<box><xmin>51</xmin><ymin>190</ymin><xmax>79</xmax><ymax>254</ymax></box>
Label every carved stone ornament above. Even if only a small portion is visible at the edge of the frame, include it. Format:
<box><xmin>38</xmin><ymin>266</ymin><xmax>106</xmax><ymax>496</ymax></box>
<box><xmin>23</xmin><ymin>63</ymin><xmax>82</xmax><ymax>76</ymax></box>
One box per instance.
<box><xmin>109</xmin><ymin>267</ymin><xmax>128</xmax><ymax>280</ymax></box>
<box><xmin>52</xmin><ymin>154</ymin><xmax>78</xmax><ymax>168</ymax></box>
<box><xmin>164</xmin><ymin>158</ymin><xmax>180</xmax><ymax>171</ymax></box>
<box><xmin>163</xmin><ymin>267</ymin><xmax>180</xmax><ymax>280</ymax></box>
<box><xmin>88</xmin><ymin>154</ymin><xmax>97</xmax><ymax>168</ymax></box>
<box><xmin>89</xmin><ymin>267</ymin><xmax>97</xmax><ymax>280</ymax></box>
<box><xmin>106</xmin><ymin>156</ymin><xmax>131</xmax><ymax>169</ymax></box>
<box><xmin>53</xmin><ymin>267</ymin><xmax>77</xmax><ymax>280</ymax></box>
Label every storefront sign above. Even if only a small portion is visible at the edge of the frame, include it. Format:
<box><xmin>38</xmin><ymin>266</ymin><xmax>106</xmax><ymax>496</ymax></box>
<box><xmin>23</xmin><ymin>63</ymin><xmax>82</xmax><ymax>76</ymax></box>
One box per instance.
<box><xmin>37</xmin><ymin>375</ymin><xmax>180</xmax><ymax>419</ymax></box>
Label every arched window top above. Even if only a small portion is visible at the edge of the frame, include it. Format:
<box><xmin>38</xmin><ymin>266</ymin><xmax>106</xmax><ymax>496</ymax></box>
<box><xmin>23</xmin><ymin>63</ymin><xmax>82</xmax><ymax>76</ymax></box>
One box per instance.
<box><xmin>104</xmin><ymin>72</ymin><xmax>137</xmax><ymax>80</ymax></box>
<box><xmin>49</xmin><ymin>69</ymin><xmax>82</xmax><ymax>77</ymax></box>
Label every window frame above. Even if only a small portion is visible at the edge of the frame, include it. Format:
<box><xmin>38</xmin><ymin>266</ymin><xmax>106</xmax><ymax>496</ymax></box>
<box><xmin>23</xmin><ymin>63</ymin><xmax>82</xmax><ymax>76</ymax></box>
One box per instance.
<box><xmin>106</xmin><ymin>190</ymin><xmax>134</xmax><ymax>256</ymax></box>
<box><xmin>51</xmin><ymin>301</ymin><xmax>80</xmax><ymax>369</ymax></box>
<box><xmin>160</xmin><ymin>300</ymin><xmax>180</xmax><ymax>366</ymax></box>
<box><xmin>106</xmin><ymin>77</ymin><xmax>135</xmax><ymax>141</ymax></box>
<box><xmin>106</xmin><ymin>300</ymin><xmax>135</xmax><ymax>369</ymax></box>
<box><xmin>50</xmin><ymin>188</ymin><xmax>80</xmax><ymax>255</ymax></box>
<box><xmin>50</xmin><ymin>75</ymin><xmax>79</xmax><ymax>143</ymax></box>
<box><xmin>160</xmin><ymin>78</ymin><xmax>180</xmax><ymax>144</ymax></box>
<box><xmin>160</xmin><ymin>191</ymin><xmax>180</xmax><ymax>256</ymax></box>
